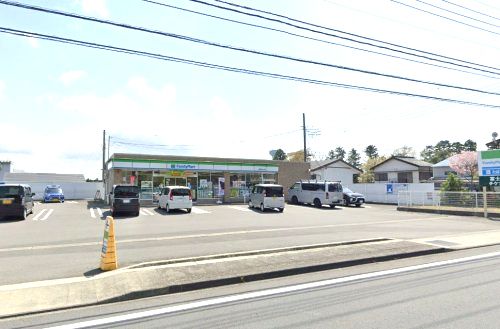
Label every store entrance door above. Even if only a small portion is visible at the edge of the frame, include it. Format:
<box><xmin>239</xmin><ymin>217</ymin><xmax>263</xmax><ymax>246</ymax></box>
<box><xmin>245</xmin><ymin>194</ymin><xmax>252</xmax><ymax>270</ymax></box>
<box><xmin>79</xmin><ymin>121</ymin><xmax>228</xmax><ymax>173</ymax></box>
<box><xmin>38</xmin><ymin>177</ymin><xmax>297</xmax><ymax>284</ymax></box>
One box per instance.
<box><xmin>164</xmin><ymin>177</ymin><xmax>187</xmax><ymax>186</ymax></box>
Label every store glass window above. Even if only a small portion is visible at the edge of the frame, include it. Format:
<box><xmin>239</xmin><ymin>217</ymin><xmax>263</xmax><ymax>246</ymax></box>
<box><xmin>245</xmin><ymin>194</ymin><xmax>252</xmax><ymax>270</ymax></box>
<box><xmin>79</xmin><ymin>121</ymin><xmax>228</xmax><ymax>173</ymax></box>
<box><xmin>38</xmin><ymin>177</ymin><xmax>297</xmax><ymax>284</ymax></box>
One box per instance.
<box><xmin>197</xmin><ymin>172</ymin><xmax>212</xmax><ymax>199</ymax></box>
<box><xmin>211</xmin><ymin>172</ymin><xmax>224</xmax><ymax>198</ymax></box>
<box><xmin>230</xmin><ymin>173</ymin><xmax>249</xmax><ymax>198</ymax></box>
<box><xmin>138</xmin><ymin>172</ymin><xmax>153</xmax><ymax>200</ymax></box>
<box><xmin>263</xmin><ymin>173</ymin><xmax>277</xmax><ymax>184</ymax></box>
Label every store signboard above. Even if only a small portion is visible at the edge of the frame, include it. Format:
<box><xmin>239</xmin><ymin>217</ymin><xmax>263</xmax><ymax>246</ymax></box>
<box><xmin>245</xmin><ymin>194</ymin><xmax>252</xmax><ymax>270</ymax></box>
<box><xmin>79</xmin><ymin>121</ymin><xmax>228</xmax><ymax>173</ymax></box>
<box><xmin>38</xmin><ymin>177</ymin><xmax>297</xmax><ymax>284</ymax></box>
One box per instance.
<box><xmin>168</xmin><ymin>163</ymin><xmax>198</xmax><ymax>170</ymax></box>
<box><xmin>479</xmin><ymin>176</ymin><xmax>500</xmax><ymax>187</ymax></box>
<box><xmin>478</xmin><ymin>150</ymin><xmax>500</xmax><ymax>176</ymax></box>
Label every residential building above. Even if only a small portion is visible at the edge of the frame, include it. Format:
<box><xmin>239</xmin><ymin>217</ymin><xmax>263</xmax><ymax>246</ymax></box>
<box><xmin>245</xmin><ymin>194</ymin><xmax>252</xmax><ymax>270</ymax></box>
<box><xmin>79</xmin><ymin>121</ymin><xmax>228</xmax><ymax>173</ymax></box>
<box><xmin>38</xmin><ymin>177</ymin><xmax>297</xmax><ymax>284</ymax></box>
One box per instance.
<box><xmin>310</xmin><ymin>159</ymin><xmax>362</xmax><ymax>185</ymax></box>
<box><xmin>372</xmin><ymin>156</ymin><xmax>433</xmax><ymax>183</ymax></box>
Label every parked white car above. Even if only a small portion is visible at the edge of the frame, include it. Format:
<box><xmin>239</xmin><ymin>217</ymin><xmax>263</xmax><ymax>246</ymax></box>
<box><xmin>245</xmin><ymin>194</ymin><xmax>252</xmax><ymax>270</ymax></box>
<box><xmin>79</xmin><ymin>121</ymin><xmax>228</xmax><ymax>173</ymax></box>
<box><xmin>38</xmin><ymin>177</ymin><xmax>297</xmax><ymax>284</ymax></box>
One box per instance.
<box><xmin>248</xmin><ymin>184</ymin><xmax>285</xmax><ymax>212</ymax></box>
<box><xmin>287</xmin><ymin>181</ymin><xmax>343</xmax><ymax>208</ymax></box>
<box><xmin>158</xmin><ymin>186</ymin><xmax>192</xmax><ymax>213</ymax></box>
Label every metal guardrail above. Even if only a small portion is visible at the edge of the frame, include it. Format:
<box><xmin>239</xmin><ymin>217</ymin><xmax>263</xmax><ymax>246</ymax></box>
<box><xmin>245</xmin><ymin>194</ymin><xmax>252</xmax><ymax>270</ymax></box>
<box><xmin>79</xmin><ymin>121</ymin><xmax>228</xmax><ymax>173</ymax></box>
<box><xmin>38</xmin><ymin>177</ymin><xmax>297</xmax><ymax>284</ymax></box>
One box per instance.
<box><xmin>398</xmin><ymin>191</ymin><xmax>500</xmax><ymax>217</ymax></box>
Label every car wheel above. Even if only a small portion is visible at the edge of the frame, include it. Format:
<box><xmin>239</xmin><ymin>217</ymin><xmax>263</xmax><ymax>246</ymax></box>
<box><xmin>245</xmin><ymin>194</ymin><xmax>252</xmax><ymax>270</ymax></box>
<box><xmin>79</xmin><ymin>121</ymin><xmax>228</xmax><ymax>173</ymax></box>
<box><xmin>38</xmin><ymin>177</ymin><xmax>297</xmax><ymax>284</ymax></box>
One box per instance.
<box><xmin>313</xmin><ymin>198</ymin><xmax>322</xmax><ymax>208</ymax></box>
<box><xmin>260</xmin><ymin>203</ymin><xmax>265</xmax><ymax>212</ymax></box>
<box><xmin>279</xmin><ymin>208</ymin><xmax>284</xmax><ymax>213</ymax></box>
<box><xmin>158</xmin><ymin>203</ymin><xmax>162</xmax><ymax>209</ymax></box>
<box><xmin>355</xmin><ymin>204</ymin><xmax>361</xmax><ymax>207</ymax></box>
<box><xmin>135</xmin><ymin>211</ymin><xmax>140</xmax><ymax>216</ymax></box>
<box><xmin>187</xmin><ymin>208</ymin><xmax>192</xmax><ymax>213</ymax></box>
<box><xmin>291</xmin><ymin>196</ymin><xmax>298</xmax><ymax>205</ymax></box>
<box><xmin>21</xmin><ymin>208</ymin><xmax>27</xmax><ymax>220</ymax></box>
<box><xmin>248</xmin><ymin>200</ymin><xmax>253</xmax><ymax>208</ymax></box>
<box><xmin>330</xmin><ymin>204</ymin><xmax>336</xmax><ymax>208</ymax></box>
<box><xmin>166</xmin><ymin>204</ymin><xmax>170</xmax><ymax>213</ymax></box>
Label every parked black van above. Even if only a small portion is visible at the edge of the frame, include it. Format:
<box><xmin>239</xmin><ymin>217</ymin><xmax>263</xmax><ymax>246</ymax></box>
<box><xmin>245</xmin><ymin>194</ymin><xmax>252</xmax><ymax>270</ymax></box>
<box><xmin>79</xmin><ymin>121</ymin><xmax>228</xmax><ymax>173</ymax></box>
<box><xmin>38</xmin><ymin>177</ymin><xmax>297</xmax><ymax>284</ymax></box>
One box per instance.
<box><xmin>110</xmin><ymin>185</ymin><xmax>140</xmax><ymax>217</ymax></box>
<box><xmin>0</xmin><ymin>184</ymin><xmax>35</xmax><ymax>220</ymax></box>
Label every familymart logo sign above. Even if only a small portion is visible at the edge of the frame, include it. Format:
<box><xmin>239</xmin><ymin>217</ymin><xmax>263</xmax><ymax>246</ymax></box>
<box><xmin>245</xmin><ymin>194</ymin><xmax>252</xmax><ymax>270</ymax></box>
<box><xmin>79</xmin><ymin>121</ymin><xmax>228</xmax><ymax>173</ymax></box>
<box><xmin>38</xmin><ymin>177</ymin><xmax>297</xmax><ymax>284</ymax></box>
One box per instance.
<box><xmin>170</xmin><ymin>163</ymin><xmax>197</xmax><ymax>170</ymax></box>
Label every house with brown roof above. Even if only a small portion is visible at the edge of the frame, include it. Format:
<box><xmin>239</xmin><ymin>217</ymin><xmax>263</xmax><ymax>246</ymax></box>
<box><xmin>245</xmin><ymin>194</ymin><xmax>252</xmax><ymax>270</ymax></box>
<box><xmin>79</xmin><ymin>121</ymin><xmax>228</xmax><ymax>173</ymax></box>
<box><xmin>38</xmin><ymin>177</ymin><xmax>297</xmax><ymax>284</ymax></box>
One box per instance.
<box><xmin>372</xmin><ymin>156</ymin><xmax>433</xmax><ymax>183</ymax></box>
<box><xmin>310</xmin><ymin>159</ymin><xmax>362</xmax><ymax>185</ymax></box>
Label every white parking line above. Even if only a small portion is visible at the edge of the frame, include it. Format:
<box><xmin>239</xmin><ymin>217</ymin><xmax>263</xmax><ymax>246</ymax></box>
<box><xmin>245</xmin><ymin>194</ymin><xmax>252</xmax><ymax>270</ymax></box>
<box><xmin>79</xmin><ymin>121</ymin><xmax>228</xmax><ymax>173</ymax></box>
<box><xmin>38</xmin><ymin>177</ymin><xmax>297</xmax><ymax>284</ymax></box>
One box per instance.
<box><xmin>38</xmin><ymin>209</ymin><xmax>53</xmax><ymax>221</ymax></box>
<box><xmin>140</xmin><ymin>209</ymin><xmax>154</xmax><ymax>216</ymax></box>
<box><xmin>96</xmin><ymin>208</ymin><xmax>103</xmax><ymax>218</ymax></box>
<box><xmin>226</xmin><ymin>205</ymin><xmax>251</xmax><ymax>212</ymax></box>
<box><xmin>67</xmin><ymin>201</ymin><xmax>78</xmax><ymax>204</ymax></box>
<box><xmin>32</xmin><ymin>209</ymin><xmax>47</xmax><ymax>221</ymax></box>
<box><xmin>191</xmin><ymin>207</ymin><xmax>211</xmax><ymax>214</ymax></box>
<box><xmin>89</xmin><ymin>208</ymin><xmax>95</xmax><ymax>219</ymax></box>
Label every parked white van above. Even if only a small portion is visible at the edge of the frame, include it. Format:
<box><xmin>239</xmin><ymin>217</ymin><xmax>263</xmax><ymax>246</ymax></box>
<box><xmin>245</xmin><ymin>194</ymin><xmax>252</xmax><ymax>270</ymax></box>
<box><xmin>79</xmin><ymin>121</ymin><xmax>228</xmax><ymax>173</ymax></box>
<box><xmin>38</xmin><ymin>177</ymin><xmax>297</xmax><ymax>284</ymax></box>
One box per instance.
<box><xmin>248</xmin><ymin>184</ymin><xmax>285</xmax><ymax>212</ymax></box>
<box><xmin>158</xmin><ymin>186</ymin><xmax>192</xmax><ymax>213</ymax></box>
<box><xmin>287</xmin><ymin>181</ymin><xmax>343</xmax><ymax>208</ymax></box>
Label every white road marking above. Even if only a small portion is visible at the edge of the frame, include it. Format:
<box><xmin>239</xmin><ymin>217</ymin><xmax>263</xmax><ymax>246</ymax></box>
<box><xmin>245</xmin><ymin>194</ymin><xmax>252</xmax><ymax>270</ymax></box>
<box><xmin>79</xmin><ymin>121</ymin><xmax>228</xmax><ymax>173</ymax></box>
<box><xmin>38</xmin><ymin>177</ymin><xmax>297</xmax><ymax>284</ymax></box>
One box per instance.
<box><xmin>96</xmin><ymin>208</ymin><xmax>103</xmax><ymax>218</ymax></box>
<box><xmin>32</xmin><ymin>209</ymin><xmax>47</xmax><ymax>221</ymax></box>
<box><xmin>191</xmin><ymin>207</ymin><xmax>211</xmax><ymax>214</ymax></box>
<box><xmin>142</xmin><ymin>209</ymin><xmax>155</xmax><ymax>216</ymax></box>
<box><xmin>89</xmin><ymin>208</ymin><xmax>96</xmax><ymax>219</ymax></box>
<box><xmin>226</xmin><ymin>205</ymin><xmax>251</xmax><ymax>212</ymax></box>
<box><xmin>39</xmin><ymin>209</ymin><xmax>53</xmax><ymax>221</ymax></box>
<box><xmin>67</xmin><ymin>201</ymin><xmax>78</xmax><ymax>204</ymax></box>
<box><xmin>0</xmin><ymin>216</ymin><xmax>448</xmax><ymax>253</ymax></box>
<box><xmin>45</xmin><ymin>251</ymin><xmax>500</xmax><ymax>329</ymax></box>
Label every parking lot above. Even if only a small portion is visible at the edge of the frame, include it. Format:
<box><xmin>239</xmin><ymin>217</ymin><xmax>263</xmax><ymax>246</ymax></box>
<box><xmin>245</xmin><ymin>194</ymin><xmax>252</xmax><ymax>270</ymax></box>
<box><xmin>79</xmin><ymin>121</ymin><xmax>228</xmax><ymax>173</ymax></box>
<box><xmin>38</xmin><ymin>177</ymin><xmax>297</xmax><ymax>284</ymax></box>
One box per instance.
<box><xmin>1</xmin><ymin>201</ymin><xmax>500</xmax><ymax>285</ymax></box>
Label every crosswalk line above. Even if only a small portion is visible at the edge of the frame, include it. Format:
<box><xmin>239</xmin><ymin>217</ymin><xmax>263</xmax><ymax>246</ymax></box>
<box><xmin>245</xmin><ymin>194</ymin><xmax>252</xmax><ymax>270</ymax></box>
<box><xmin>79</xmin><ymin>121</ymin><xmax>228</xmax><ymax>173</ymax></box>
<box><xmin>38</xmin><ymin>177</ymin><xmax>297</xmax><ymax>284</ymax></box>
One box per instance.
<box><xmin>191</xmin><ymin>207</ymin><xmax>211</xmax><ymax>214</ymax></box>
<box><xmin>33</xmin><ymin>209</ymin><xmax>47</xmax><ymax>221</ymax></box>
<box><xmin>226</xmin><ymin>205</ymin><xmax>251</xmax><ymax>212</ymax></box>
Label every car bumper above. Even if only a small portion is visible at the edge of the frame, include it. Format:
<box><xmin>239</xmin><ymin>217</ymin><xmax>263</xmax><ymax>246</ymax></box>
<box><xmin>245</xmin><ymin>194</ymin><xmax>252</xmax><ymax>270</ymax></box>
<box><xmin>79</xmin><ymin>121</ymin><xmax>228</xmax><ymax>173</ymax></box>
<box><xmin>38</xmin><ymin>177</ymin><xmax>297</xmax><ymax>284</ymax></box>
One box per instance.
<box><xmin>0</xmin><ymin>204</ymin><xmax>24</xmax><ymax>217</ymax></box>
<box><xmin>44</xmin><ymin>197</ymin><xmax>64</xmax><ymax>202</ymax></box>
<box><xmin>112</xmin><ymin>204</ymin><xmax>140</xmax><ymax>213</ymax></box>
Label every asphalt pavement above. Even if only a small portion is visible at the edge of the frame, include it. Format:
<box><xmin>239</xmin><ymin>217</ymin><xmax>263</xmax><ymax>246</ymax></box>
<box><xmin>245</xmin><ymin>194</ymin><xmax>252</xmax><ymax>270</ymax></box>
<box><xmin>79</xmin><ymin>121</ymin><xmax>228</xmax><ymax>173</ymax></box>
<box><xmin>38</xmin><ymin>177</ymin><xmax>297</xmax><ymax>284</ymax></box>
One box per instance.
<box><xmin>1</xmin><ymin>201</ymin><xmax>500</xmax><ymax>285</ymax></box>
<box><xmin>5</xmin><ymin>245</ymin><xmax>500</xmax><ymax>329</ymax></box>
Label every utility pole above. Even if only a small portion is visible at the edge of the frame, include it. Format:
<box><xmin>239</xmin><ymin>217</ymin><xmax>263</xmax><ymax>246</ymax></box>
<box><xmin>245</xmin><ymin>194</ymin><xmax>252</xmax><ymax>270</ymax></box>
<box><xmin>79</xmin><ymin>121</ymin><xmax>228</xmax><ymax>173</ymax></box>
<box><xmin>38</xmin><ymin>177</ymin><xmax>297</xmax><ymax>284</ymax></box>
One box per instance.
<box><xmin>102</xmin><ymin>130</ymin><xmax>106</xmax><ymax>182</ymax></box>
<box><xmin>303</xmin><ymin>113</ymin><xmax>307</xmax><ymax>162</ymax></box>
<box><xmin>107</xmin><ymin>135</ymin><xmax>111</xmax><ymax>160</ymax></box>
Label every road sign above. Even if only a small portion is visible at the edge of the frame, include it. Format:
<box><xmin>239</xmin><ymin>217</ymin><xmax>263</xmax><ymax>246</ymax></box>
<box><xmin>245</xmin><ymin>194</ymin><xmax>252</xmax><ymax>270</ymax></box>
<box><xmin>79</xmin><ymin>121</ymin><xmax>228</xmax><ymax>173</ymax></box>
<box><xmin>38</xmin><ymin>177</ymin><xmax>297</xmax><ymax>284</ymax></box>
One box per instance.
<box><xmin>478</xmin><ymin>150</ymin><xmax>500</xmax><ymax>176</ymax></box>
<box><xmin>479</xmin><ymin>176</ymin><xmax>500</xmax><ymax>187</ymax></box>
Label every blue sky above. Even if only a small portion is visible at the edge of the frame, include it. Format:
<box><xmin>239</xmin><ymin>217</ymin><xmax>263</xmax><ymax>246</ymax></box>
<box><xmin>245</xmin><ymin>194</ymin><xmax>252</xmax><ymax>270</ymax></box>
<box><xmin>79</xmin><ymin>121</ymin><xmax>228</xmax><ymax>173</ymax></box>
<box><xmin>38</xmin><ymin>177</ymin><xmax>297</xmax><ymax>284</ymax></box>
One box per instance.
<box><xmin>0</xmin><ymin>0</ymin><xmax>499</xmax><ymax>178</ymax></box>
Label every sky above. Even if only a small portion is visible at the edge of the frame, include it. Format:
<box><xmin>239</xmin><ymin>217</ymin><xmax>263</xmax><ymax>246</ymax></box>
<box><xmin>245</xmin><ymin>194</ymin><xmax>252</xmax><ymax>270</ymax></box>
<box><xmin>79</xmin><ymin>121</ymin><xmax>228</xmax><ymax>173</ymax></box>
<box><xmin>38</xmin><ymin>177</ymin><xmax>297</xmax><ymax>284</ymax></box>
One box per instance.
<box><xmin>0</xmin><ymin>0</ymin><xmax>499</xmax><ymax>178</ymax></box>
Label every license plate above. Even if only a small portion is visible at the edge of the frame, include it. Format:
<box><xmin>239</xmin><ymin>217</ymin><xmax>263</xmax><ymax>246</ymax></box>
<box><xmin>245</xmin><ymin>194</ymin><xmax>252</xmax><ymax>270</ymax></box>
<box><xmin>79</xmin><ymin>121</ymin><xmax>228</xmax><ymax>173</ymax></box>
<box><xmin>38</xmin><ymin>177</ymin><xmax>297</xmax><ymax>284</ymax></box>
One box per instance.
<box><xmin>273</xmin><ymin>196</ymin><xmax>276</xmax><ymax>200</ymax></box>
<box><xmin>2</xmin><ymin>200</ymin><xmax>12</xmax><ymax>205</ymax></box>
<box><xmin>53</xmin><ymin>199</ymin><xmax>59</xmax><ymax>202</ymax></box>
<box><xmin>123</xmin><ymin>199</ymin><xmax>130</xmax><ymax>204</ymax></box>
<box><xmin>359</xmin><ymin>200</ymin><xmax>364</xmax><ymax>203</ymax></box>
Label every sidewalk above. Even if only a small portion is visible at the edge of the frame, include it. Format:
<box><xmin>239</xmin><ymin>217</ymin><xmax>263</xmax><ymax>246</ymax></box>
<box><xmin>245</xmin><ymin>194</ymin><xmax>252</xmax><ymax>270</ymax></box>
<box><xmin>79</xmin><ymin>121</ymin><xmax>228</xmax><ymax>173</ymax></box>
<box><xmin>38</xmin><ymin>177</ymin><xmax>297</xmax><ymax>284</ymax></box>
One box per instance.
<box><xmin>398</xmin><ymin>205</ymin><xmax>500</xmax><ymax>218</ymax></box>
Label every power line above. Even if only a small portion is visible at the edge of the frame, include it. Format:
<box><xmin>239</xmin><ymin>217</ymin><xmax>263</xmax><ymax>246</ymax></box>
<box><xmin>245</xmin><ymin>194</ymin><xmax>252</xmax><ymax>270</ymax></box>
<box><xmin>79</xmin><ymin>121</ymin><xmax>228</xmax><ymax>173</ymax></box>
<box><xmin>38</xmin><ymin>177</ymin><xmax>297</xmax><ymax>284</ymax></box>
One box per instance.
<box><xmin>440</xmin><ymin>0</ymin><xmax>500</xmax><ymax>23</ymax></box>
<box><xmin>1</xmin><ymin>26</ymin><xmax>500</xmax><ymax>109</ymax></box>
<box><xmin>209</xmin><ymin>0</ymin><xmax>500</xmax><ymax>73</ymax></box>
<box><xmin>3</xmin><ymin>1</ymin><xmax>500</xmax><ymax>96</ymax></box>
<box><xmin>417</xmin><ymin>0</ymin><xmax>500</xmax><ymax>28</ymax></box>
<box><xmin>141</xmin><ymin>0</ymin><xmax>500</xmax><ymax>81</ymax></box>
<box><xmin>392</xmin><ymin>0</ymin><xmax>500</xmax><ymax>37</ymax></box>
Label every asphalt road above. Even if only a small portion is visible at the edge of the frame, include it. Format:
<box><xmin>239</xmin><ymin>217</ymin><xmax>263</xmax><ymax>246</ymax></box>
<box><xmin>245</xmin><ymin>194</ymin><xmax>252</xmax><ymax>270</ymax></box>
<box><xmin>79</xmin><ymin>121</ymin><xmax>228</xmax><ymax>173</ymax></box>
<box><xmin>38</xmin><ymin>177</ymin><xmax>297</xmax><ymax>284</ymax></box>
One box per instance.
<box><xmin>1</xmin><ymin>201</ymin><xmax>500</xmax><ymax>284</ymax></box>
<box><xmin>4</xmin><ymin>246</ymin><xmax>500</xmax><ymax>329</ymax></box>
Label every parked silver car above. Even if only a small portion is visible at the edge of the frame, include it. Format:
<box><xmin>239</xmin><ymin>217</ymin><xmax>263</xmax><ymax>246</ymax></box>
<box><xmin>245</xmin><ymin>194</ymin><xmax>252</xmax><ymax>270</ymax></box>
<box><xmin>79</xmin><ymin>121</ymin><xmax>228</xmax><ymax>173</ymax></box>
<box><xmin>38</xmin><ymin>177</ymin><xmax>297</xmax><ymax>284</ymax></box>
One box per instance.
<box><xmin>248</xmin><ymin>184</ymin><xmax>285</xmax><ymax>212</ymax></box>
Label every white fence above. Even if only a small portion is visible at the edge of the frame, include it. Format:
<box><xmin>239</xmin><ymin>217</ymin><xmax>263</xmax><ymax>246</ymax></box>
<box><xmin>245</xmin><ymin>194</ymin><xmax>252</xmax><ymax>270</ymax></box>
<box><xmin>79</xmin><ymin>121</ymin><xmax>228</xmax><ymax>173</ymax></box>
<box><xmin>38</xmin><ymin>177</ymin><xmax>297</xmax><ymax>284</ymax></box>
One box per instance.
<box><xmin>344</xmin><ymin>183</ymin><xmax>435</xmax><ymax>204</ymax></box>
<box><xmin>398</xmin><ymin>191</ymin><xmax>500</xmax><ymax>215</ymax></box>
<box><xmin>5</xmin><ymin>182</ymin><xmax>104</xmax><ymax>200</ymax></box>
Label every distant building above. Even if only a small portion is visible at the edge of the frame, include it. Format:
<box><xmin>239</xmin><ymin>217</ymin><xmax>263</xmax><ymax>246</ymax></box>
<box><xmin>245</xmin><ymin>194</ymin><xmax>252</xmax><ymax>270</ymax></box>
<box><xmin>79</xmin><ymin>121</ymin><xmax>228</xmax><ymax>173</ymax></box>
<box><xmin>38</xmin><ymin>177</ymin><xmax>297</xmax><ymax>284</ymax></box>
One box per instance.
<box><xmin>432</xmin><ymin>158</ymin><xmax>458</xmax><ymax>180</ymax></box>
<box><xmin>3</xmin><ymin>172</ymin><xmax>85</xmax><ymax>183</ymax></box>
<box><xmin>309</xmin><ymin>159</ymin><xmax>362</xmax><ymax>185</ymax></box>
<box><xmin>486</xmin><ymin>139</ymin><xmax>500</xmax><ymax>150</ymax></box>
<box><xmin>372</xmin><ymin>156</ymin><xmax>433</xmax><ymax>183</ymax></box>
<box><xmin>0</xmin><ymin>161</ymin><xmax>12</xmax><ymax>182</ymax></box>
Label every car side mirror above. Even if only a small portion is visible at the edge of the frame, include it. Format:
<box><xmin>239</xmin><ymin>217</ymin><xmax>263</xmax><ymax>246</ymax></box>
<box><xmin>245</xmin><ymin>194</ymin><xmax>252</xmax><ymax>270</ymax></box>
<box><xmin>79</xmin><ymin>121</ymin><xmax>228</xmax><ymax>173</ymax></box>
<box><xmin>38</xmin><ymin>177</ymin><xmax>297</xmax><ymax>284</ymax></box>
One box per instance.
<box><xmin>32</xmin><ymin>193</ymin><xmax>36</xmax><ymax>196</ymax></box>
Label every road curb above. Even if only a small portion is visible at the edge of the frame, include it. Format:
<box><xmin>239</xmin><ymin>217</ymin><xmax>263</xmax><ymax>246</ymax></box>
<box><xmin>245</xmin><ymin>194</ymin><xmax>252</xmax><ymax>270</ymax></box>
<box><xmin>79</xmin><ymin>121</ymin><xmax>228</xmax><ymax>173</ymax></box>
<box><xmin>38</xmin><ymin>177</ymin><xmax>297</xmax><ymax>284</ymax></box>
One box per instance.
<box><xmin>0</xmin><ymin>242</ymin><xmax>449</xmax><ymax>319</ymax></box>
<box><xmin>397</xmin><ymin>207</ymin><xmax>500</xmax><ymax>218</ymax></box>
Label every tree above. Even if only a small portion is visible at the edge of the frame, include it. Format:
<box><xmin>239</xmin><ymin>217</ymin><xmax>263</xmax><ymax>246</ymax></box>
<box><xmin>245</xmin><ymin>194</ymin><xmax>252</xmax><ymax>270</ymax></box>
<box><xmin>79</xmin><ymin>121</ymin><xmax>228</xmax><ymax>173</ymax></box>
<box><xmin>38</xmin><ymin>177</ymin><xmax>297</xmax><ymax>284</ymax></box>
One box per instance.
<box><xmin>463</xmin><ymin>139</ymin><xmax>477</xmax><ymax>151</ymax></box>
<box><xmin>449</xmin><ymin>151</ymin><xmax>478</xmax><ymax>188</ymax></box>
<box><xmin>272</xmin><ymin>149</ymin><xmax>287</xmax><ymax>160</ymax></box>
<box><xmin>358</xmin><ymin>156</ymin><xmax>387</xmax><ymax>183</ymax></box>
<box><xmin>364</xmin><ymin>145</ymin><xmax>378</xmax><ymax>159</ymax></box>
<box><xmin>287</xmin><ymin>149</ymin><xmax>312</xmax><ymax>162</ymax></box>
<box><xmin>347</xmin><ymin>148</ymin><xmax>361</xmax><ymax>168</ymax></box>
<box><xmin>327</xmin><ymin>149</ymin><xmax>336</xmax><ymax>160</ymax></box>
<box><xmin>334</xmin><ymin>147</ymin><xmax>346</xmax><ymax>160</ymax></box>
<box><xmin>440</xmin><ymin>173</ymin><xmax>464</xmax><ymax>191</ymax></box>
<box><xmin>392</xmin><ymin>146</ymin><xmax>415</xmax><ymax>157</ymax></box>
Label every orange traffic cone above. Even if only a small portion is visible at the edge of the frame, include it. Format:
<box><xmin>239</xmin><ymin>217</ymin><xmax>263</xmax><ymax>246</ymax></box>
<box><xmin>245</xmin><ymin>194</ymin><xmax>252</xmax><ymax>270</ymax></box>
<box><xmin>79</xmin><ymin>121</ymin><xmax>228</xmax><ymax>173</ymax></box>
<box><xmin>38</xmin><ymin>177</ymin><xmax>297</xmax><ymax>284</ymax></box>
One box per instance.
<box><xmin>100</xmin><ymin>216</ymin><xmax>118</xmax><ymax>271</ymax></box>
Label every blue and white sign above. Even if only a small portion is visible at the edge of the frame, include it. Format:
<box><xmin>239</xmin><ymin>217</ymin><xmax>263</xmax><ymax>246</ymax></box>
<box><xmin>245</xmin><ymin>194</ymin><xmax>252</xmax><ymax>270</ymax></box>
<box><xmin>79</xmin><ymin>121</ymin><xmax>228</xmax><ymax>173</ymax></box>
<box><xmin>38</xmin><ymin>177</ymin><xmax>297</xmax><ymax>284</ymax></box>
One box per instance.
<box><xmin>482</xmin><ymin>167</ymin><xmax>500</xmax><ymax>176</ymax></box>
<box><xmin>386</xmin><ymin>183</ymin><xmax>393</xmax><ymax>194</ymax></box>
<box><xmin>170</xmin><ymin>163</ymin><xmax>198</xmax><ymax>170</ymax></box>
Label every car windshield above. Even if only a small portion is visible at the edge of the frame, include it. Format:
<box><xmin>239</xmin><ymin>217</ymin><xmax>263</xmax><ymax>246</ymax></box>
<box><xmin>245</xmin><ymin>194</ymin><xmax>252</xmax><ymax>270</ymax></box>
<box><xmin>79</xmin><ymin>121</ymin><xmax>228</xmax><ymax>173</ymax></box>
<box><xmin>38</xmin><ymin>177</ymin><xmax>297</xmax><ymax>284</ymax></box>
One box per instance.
<box><xmin>172</xmin><ymin>188</ymin><xmax>190</xmax><ymax>196</ymax></box>
<box><xmin>328</xmin><ymin>183</ymin><xmax>342</xmax><ymax>192</ymax></box>
<box><xmin>265</xmin><ymin>187</ymin><xmax>283</xmax><ymax>197</ymax></box>
<box><xmin>46</xmin><ymin>188</ymin><xmax>62</xmax><ymax>194</ymax></box>
<box><xmin>114</xmin><ymin>186</ymin><xmax>140</xmax><ymax>197</ymax></box>
<box><xmin>0</xmin><ymin>186</ymin><xmax>21</xmax><ymax>197</ymax></box>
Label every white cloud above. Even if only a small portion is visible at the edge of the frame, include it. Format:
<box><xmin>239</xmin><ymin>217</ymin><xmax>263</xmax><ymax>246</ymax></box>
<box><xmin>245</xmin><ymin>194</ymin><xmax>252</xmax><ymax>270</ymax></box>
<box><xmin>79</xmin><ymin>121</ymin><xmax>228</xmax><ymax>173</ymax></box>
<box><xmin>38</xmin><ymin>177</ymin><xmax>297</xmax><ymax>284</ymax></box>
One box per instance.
<box><xmin>59</xmin><ymin>70</ymin><xmax>87</xmax><ymax>86</ymax></box>
<box><xmin>79</xmin><ymin>0</ymin><xmax>109</xmax><ymax>18</ymax></box>
<box><xmin>26</xmin><ymin>37</ymin><xmax>39</xmax><ymax>48</ymax></box>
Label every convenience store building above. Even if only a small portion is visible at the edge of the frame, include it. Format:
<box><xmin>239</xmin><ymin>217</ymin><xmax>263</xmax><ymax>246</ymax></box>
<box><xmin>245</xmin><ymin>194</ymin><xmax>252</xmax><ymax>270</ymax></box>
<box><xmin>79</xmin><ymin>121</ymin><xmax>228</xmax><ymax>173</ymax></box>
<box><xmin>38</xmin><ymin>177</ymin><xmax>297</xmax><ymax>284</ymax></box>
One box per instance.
<box><xmin>105</xmin><ymin>153</ymin><xmax>309</xmax><ymax>203</ymax></box>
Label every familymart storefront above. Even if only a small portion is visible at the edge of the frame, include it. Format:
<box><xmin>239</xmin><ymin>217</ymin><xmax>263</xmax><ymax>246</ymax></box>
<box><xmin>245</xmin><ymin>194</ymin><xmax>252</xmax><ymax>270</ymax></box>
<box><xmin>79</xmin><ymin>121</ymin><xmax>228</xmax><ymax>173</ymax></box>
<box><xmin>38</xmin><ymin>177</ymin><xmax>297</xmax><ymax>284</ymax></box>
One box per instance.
<box><xmin>105</xmin><ymin>154</ymin><xmax>293</xmax><ymax>204</ymax></box>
